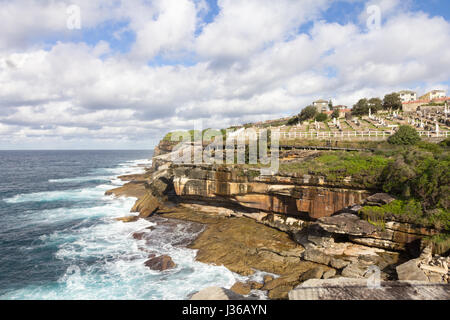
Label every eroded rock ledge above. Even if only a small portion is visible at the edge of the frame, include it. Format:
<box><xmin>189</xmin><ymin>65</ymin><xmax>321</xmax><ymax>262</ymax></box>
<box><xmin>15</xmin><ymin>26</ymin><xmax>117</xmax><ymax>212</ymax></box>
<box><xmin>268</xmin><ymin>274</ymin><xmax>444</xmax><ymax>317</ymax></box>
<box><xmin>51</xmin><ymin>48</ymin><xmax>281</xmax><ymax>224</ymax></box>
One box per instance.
<box><xmin>105</xmin><ymin>141</ymin><xmax>448</xmax><ymax>299</ymax></box>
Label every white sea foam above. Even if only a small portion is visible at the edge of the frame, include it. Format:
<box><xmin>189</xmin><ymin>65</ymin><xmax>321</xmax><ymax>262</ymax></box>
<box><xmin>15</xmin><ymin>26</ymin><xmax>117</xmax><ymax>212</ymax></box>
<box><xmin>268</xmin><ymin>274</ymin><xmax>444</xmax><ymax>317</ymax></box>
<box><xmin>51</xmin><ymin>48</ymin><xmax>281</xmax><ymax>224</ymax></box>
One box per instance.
<box><xmin>2</xmin><ymin>155</ymin><xmax>250</xmax><ymax>300</ymax></box>
<box><xmin>48</xmin><ymin>176</ymin><xmax>111</xmax><ymax>183</ymax></box>
<box><xmin>4</xmin><ymin>213</ymin><xmax>240</xmax><ymax>300</ymax></box>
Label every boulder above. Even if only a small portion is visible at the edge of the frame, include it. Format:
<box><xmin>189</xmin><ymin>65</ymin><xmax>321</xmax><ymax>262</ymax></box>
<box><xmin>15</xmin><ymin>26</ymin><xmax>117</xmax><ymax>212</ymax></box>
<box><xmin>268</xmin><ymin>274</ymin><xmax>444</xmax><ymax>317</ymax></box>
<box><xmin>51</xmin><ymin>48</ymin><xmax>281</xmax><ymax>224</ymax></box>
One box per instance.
<box><xmin>263</xmin><ymin>275</ymin><xmax>274</xmax><ymax>284</ymax></box>
<box><xmin>299</xmin><ymin>267</ymin><xmax>325</xmax><ymax>282</ymax></box>
<box><xmin>322</xmin><ymin>269</ymin><xmax>337</xmax><ymax>279</ymax></box>
<box><xmin>132</xmin><ymin>193</ymin><xmax>160</xmax><ymax>218</ymax></box>
<box><xmin>396</xmin><ymin>259</ymin><xmax>428</xmax><ymax>282</ymax></box>
<box><xmin>364</xmin><ymin>193</ymin><xmax>396</xmax><ymax>206</ymax></box>
<box><xmin>341</xmin><ymin>263</ymin><xmax>366</xmax><ymax>278</ymax></box>
<box><xmin>262</xmin><ymin>274</ymin><xmax>299</xmax><ymax>291</ymax></box>
<box><xmin>248</xmin><ymin>281</ymin><xmax>264</xmax><ymax>290</ymax></box>
<box><xmin>317</xmin><ymin>213</ymin><xmax>377</xmax><ymax>237</ymax></box>
<box><xmin>230</xmin><ymin>282</ymin><xmax>251</xmax><ymax>295</ymax></box>
<box><xmin>267</xmin><ymin>285</ymin><xmax>293</xmax><ymax>300</ymax></box>
<box><xmin>303</xmin><ymin>248</ymin><xmax>331</xmax><ymax>265</ymax></box>
<box><xmin>330</xmin><ymin>258</ymin><xmax>350</xmax><ymax>270</ymax></box>
<box><xmin>144</xmin><ymin>255</ymin><xmax>176</xmax><ymax>271</ymax></box>
<box><xmin>115</xmin><ymin>216</ymin><xmax>139</xmax><ymax>223</ymax></box>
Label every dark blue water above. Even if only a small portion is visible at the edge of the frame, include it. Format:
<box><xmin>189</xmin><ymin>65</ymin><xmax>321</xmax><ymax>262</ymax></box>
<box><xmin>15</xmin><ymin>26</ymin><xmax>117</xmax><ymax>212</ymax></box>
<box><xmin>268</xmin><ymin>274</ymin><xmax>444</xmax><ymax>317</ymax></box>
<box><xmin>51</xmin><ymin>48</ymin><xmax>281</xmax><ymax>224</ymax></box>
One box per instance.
<box><xmin>0</xmin><ymin>150</ymin><xmax>238</xmax><ymax>300</ymax></box>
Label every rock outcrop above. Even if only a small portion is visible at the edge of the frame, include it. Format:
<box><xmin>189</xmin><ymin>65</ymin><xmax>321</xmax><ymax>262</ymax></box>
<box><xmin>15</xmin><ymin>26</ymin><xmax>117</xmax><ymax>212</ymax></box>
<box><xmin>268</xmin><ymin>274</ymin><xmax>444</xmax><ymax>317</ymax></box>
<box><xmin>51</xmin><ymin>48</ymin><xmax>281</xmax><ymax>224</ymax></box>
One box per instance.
<box><xmin>158</xmin><ymin>206</ymin><xmax>322</xmax><ymax>299</ymax></box>
<box><xmin>396</xmin><ymin>245</ymin><xmax>449</xmax><ymax>283</ymax></box>
<box><xmin>190</xmin><ymin>287</ymin><xmax>250</xmax><ymax>300</ymax></box>
<box><xmin>316</xmin><ymin>212</ymin><xmax>439</xmax><ymax>252</ymax></box>
<box><xmin>114</xmin><ymin>138</ymin><xmax>449</xmax><ymax>300</ymax></box>
<box><xmin>230</xmin><ymin>282</ymin><xmax>252</xmax><ymax>295</ymax></box>
<box><xmin>171</xmin><ymin>164</ymin><xmax>371</xmax><ymax>219</ymax></box>
<box><xmin>144</xmin><ymin>255</ymin><xmax>176</xmax><ymax>271</ymax></box>
<box><xmin>131</xmin><ymin>193</ymin><xmax>160</xmax><ymax>218</ymax></box>
<box><xmin>289</xmin><ymin>278</ymin><xmax>450</xmax><ymax>300</ymax></box>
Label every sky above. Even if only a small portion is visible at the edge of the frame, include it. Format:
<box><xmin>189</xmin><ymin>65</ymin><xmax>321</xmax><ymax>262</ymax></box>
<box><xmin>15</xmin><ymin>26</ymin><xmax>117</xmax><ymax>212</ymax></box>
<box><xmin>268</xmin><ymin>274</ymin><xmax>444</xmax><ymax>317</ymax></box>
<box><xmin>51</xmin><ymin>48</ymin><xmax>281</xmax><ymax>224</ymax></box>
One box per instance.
<box><xmin>0</xmin><ymin>0</ymin><xmax>449</xmax><ymax>150</ymax></box>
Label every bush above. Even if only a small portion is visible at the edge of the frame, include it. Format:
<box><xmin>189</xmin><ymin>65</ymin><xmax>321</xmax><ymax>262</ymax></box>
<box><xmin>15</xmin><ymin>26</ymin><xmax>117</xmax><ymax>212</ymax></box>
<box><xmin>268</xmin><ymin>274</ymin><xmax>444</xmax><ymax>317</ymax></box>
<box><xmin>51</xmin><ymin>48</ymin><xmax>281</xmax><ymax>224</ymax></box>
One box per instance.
<box><xmin>331</xmin><ymin>109</ymin><xmax>340</xmax><ymax>119</ymax></box>
<box><xmin>315</xmin><ymin>113</ymin><xmax>328</xmax><ymax>122</ymax></box>
<box><xmin>298</xmin><ymin>105</ymin><xmax>318</xmax><ymax>122</ymax></box>
<box><xmin>439</xmin><ymin>137</ymin><xmax>450</xmax><ymax>147</ymax></box>
<box><xmin>381</xmin><ymin>148</ymin><xmax>450</xmax><ymax>210</ymax></box>
<box><xmin>287</xmin><ymin>116</ymin><xmax>299</xmax><ymax>125</ymax></box>
<box><xmin>388</xmin><ymin>125</ymin><xmax>421</xmax><ymax>145</ymax></box>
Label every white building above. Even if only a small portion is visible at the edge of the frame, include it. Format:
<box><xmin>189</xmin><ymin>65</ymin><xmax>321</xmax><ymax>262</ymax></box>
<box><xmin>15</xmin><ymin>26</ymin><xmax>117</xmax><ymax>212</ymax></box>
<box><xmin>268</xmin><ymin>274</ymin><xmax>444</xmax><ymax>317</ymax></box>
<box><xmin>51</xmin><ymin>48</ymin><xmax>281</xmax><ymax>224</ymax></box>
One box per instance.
<box><xmin>398</xmin><ymin>90</ymin><xmax>417</xmax><ymax>103</ymax></box>
<box><xmin>419</xmin><ymin>90</ymin><xmax>446</xmax><ymax>101</ymax></box>
<box><xmin>312</xmin><ymin>99</ymin><xmax>329</xmax><ymax>113</ymax></box>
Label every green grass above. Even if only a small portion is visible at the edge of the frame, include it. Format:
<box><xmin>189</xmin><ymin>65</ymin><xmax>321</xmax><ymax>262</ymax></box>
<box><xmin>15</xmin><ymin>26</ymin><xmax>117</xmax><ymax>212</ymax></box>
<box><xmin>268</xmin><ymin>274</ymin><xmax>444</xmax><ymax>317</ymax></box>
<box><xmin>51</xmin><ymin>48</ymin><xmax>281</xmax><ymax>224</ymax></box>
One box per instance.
<box><xmin>278</xmin><ymin>151</ymin><xmax>390</xmax><ymax>188</ymax></box>
<box><xmin>360</xmin><ymin>199</ymin><xmax>450</xmax><ymax>231</ymax></box>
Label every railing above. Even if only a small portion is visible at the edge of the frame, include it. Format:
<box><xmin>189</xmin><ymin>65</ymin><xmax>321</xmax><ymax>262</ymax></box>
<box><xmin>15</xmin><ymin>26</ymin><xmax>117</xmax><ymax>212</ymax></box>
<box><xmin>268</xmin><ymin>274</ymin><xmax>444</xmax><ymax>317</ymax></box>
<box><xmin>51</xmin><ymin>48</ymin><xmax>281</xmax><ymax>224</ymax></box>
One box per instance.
<box><xmin>252</xmin><ymin>130</ymin><xmax>450</xmax><ymax>140</ymax></box>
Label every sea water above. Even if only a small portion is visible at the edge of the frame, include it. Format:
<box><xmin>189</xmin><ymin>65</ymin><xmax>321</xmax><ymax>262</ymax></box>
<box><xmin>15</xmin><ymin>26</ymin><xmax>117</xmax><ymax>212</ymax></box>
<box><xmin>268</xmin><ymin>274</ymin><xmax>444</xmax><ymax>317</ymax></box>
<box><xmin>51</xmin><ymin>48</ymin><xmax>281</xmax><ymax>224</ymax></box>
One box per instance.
<box><xmin>0</xmin><ymin>150</ymin><xmax>255</xmax><ymax>300</ymax></box>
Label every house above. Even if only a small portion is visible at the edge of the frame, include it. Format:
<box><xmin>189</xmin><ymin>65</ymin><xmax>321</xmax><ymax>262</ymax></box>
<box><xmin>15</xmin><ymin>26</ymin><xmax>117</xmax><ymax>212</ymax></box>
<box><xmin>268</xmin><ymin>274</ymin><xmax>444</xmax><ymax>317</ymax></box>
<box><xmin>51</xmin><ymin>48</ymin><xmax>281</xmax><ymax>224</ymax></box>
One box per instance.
<box><xmin>312</xmin><ymin>99</ymin><xmax>329</xmax><ymax>113</ymax></box>
<box><xmin>398</xmin><ymin>90</ymin><xmax>417</xmax><ymax>103</ymax></box>
<box><xmin>419</xmin><ymin>90</ymin><xmax>446</xmax><ymax>101</ymax></box>
<box><xmin>402</xmin><ymin>96</ymin><xmax>449</xmax><ymax>112</ymax></box>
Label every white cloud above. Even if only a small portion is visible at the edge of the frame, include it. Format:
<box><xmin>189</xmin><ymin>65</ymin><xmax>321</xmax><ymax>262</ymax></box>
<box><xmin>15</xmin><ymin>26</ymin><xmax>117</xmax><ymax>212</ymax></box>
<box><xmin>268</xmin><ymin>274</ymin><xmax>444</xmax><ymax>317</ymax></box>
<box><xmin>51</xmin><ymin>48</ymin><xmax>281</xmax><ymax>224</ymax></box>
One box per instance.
<box><xmin>196</xmin><ymin>0</ymin><xmax>331</xmax><ymax>64</ymax></box>
<box><xmin>0</xmin><ymin>0</ymin><xmax>449</xmax><ymax>149</ymax></box>
<box><xmin>129</xmin><ymin>0</ymin><xmax>198</xmax><ymax>61</ymax></box>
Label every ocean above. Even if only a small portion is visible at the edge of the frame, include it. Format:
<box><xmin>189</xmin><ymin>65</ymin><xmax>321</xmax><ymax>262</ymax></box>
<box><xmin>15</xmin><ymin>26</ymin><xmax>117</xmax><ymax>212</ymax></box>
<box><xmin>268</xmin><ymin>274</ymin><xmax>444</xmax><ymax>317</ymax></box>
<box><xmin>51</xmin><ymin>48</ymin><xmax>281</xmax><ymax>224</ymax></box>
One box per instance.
<box><xmin>0</xmin><ymin>150</ymin><xmax>248</xmax><ymax>300</ymax></box>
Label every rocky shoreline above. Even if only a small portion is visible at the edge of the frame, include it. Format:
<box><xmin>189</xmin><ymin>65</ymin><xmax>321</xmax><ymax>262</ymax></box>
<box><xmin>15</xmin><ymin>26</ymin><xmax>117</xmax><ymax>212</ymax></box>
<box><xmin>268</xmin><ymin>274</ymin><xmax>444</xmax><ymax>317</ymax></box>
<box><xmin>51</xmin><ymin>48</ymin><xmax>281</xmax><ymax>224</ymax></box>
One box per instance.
<box><xmin>105</xmin><ymin>143</ymin><xmax>450</xmax><ymax>300</ymax></box>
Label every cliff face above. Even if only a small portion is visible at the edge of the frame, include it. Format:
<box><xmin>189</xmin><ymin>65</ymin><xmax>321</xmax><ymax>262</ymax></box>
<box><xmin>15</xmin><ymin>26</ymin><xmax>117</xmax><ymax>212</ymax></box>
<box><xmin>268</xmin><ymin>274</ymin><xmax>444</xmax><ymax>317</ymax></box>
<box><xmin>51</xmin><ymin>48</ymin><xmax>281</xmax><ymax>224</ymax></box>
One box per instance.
<box><xmin>172</xmin><ymin>165</ymin><xmax>371</xmax><ymax>219</ymax></box>
<box><xmin>145</xmin><ymin>139</ymin><xmax>443</xmax><ymax>257</ymax></box>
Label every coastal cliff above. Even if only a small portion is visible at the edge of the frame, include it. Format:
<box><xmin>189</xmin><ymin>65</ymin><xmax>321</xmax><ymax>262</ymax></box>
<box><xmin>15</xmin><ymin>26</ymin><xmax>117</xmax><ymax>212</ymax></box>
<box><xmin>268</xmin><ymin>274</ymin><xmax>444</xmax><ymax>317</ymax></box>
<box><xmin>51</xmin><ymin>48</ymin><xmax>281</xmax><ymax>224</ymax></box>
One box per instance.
<box><xmin>107</xmin><ymin>138</ymin><xmax>449</xmax><ymax>299</ymax></box>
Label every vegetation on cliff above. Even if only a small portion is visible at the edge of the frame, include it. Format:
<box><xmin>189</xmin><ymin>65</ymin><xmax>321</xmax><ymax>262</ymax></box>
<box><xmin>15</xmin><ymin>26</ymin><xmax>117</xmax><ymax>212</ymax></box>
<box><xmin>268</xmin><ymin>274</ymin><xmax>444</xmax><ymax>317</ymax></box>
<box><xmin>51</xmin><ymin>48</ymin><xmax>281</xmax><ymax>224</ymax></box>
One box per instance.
<box><xmin>278</xmin><ymin>151</ymin><xmax>389</xmax><ymax>188</ymax></box>
<box><xmin>387</xmin><ymin>125</ymin><xmax>421</xmax><ymax>145</ymax></box>
<box><xmin>157</xmin><ymin>129</ymin><xmax>449</xmax><ymax>240</ymax></box>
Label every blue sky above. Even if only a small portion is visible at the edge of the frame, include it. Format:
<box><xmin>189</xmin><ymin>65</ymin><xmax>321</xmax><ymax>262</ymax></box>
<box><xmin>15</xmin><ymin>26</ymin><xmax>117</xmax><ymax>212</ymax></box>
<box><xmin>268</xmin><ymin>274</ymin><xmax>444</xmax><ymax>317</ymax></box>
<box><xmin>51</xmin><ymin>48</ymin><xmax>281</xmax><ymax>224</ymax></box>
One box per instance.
<box><xmin>0</xmin><ymin>0</ymin><xmax>449</xmax><ymax>149</ymax></box>
<box><xmin>68</xmin><ymin>0</ymin><xmax>450</xmax><ymax>59</ymax></box>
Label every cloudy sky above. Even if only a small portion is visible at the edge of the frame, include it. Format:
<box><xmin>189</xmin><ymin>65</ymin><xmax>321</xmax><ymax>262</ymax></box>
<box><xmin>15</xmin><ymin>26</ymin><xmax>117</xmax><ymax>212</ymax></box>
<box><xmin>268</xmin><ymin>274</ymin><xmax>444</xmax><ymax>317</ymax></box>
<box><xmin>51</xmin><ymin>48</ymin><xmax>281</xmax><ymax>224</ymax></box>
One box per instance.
<box><xmin>0</xmin><ymin>0</ymin><xmax>449</xmax><ymax>149</ymax></box>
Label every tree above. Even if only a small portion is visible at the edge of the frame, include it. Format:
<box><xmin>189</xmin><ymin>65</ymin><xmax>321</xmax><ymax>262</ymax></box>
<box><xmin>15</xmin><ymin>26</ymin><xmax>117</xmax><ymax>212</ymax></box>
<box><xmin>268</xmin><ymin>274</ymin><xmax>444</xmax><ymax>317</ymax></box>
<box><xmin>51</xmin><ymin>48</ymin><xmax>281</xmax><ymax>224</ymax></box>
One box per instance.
<box><xmin>315</xmin><ymin>113</ymin><xmax>328</xmax><ymax>122</ymax></box>
<box><xmin>328</xmin><ymin>99</ymin><xmax>333</xmax><ymax>111</ymax></box>
<box><xmin>352</xmin><ymin>98</ymin><xmax>369</xmax><ymax>116</ymax></box>
<box><xmin>383</xmin><ymin>93</ymin><xmax>402</xmax><ymax>110</ymax></box>
<box><xmin>331</xmin><ymin>109</ymin><xmax>340</xmax><ymax>119</ymax></box>
<box><xmin>287</xmin><ymin>116</ymin><xmax>299</xmax><ymax>125</ymax></box>
<box><xmin>388</xmin><ymin>125</ymin><xmax>421</xmax><ymax>145</ymax></box>
<box><xmin>368</xmin><ymin>97</ymin><xmax>383</xmax><ymax>113</ymax></box>
<box><xmin>298</xmin><ymin>105</ymin><xmax>318</xmax><ymax>122</ymax></box>
<box><xmin>382</xmin><ymin>148</ymin><xmax>449</xmax><ymax>210</ymax></box>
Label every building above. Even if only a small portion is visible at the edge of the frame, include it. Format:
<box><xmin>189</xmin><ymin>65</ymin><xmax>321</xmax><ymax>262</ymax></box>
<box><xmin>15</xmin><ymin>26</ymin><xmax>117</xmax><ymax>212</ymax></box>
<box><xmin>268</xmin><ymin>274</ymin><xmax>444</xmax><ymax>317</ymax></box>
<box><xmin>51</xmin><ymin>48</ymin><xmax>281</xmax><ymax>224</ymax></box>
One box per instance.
<box><xmin>398</xmin><ymin>90</ymin><xmax>417</xmax><ymax>103</ymax></box>
<box><xmin>325</xmin><ymin>107</ymin><xmax>351</xmax><ymax>118</ymax></box>
<box><xmin>334</xmin><ymin>105</ymin><xmax>349</xmax><ymax>110</ymax></box>
<box><xmin>419</xmin><ymin>90</ymin><xmax>446</xmax><ymax>101</ymax></box>
<box><xmin>312</xmin><ymin>99</ymin><xmax>329</xmax><ymax>113</ymax></box>
<box><xmin>402</xmin><ymin>96</ymin><xmax>449</xmax><ymax>113</ymax></box>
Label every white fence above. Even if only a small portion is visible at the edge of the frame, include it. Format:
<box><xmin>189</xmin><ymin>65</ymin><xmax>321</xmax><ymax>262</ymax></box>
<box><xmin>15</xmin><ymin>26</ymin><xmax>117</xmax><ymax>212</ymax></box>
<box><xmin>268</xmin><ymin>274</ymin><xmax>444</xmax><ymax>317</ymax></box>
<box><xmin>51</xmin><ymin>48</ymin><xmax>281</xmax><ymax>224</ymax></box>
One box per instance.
<box><xmin>254</xmin><ymin>130</ymin><xmax>450</xmax><ymax>140</ymax></box>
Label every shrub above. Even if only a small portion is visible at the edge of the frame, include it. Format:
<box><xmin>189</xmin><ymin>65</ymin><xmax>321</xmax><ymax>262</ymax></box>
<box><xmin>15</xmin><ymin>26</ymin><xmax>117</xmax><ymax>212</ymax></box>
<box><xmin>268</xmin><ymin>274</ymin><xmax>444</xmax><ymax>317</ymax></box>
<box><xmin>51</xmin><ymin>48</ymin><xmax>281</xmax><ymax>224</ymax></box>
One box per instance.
<box><xmin>298</xmin><ymin>105</ymin><xmax>318</xmax><ymax>122</ymax></box>
<box><xmin>388</xmin><ymin>125</ymin><xmax>421</xmax><ymax>145</ymax></box>
<box><xmin>381</xmin><ymin>148</ymin><xmax>450</xmax><ymax>210</ymax></box>
<box><xmin>439</xmin><ymin>137</ymin><xmax>450</xmax><ymax>147</ymax></box>
<box><xmin>287</xmin><ymin>116</ymin><xmax>299</xmax><ymax>125</ymax></box>
<box><xmin>331</xmin><ymin>109</ymin><xmax>340</xmax><ymax>119</ymax></box>
<box><xmin>315</xmin><ymin>113</ymin><xmax>328</xmax><ymax>122</ymax></box>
